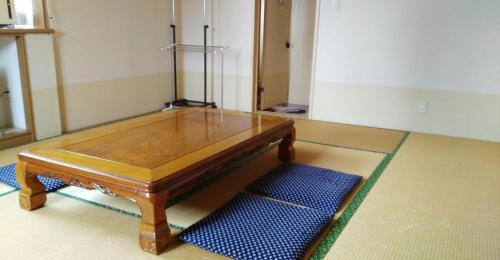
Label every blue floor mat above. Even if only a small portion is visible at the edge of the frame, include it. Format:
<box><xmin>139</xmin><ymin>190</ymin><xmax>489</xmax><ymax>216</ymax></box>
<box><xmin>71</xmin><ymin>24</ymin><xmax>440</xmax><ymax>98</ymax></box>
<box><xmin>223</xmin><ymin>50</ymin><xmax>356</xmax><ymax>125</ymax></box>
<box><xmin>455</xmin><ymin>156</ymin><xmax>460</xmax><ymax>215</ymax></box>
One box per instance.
<box><xmin>179</xmin><ymin>193</ymin><xmax>331</xmax><ymax>260</ymax></box>
<box><xmin>0</xmin><ymin>164</ymin><xmax>66</xmax><ymax>192</ymax></box>
<box><xmin>247</xmin><ymin>163</ymin><xmax>362</xmax><ymax>216</ymax></box>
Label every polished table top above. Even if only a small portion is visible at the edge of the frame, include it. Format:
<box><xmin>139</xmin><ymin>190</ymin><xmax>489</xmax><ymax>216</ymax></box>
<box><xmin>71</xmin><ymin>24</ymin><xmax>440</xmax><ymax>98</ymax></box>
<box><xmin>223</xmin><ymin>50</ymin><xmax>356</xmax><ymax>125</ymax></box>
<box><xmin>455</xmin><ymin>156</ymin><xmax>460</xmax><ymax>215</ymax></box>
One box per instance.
<box><xmin>19</xmin><ymin>108</ymin><xmax>292</xmax><ymax>183</ymax></box>
<box><xmin>63</xmin><ymin>111</ymin><xmax>261</xmax><ymax>168</ymax></box>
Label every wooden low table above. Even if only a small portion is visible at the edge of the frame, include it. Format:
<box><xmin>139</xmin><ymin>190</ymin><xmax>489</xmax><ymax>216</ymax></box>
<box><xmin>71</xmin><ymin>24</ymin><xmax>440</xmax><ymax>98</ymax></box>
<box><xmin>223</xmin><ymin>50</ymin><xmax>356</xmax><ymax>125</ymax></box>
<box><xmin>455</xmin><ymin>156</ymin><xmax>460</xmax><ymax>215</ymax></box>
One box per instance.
<box><xmin>16</xmin><ymin>108</ymin><xmax>295</xmax><ymax>255</ymax></box>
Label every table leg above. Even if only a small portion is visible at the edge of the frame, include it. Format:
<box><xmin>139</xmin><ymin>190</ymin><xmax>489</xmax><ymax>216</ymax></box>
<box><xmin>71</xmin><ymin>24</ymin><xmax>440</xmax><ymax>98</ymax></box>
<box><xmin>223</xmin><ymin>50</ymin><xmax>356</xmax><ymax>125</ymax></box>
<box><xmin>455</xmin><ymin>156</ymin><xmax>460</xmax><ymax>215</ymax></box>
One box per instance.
<box><xmin>279</xmin><ymin>127</ymin><xmax>296</xmax><ymax>162</ymax></box>
<box><xmin>16</xmin><ymin>161</ymin><xmax>47</xmax><ymax>211</ymax></box>
<box><xmin>135</xmin><ymin>192</ymin><xmax>171</xmax><ymax>255</ymax></box>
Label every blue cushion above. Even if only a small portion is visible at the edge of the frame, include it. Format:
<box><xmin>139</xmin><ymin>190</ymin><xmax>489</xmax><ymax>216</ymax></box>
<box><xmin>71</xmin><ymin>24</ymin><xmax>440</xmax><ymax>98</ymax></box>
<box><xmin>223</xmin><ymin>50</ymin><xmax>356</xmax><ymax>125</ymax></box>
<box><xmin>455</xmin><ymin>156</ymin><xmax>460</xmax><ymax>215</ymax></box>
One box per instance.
<box><xmin>0</xmin><ymin>164</ymin><xmax>65</xmax><ymax>192</ymax></box>
<box><xmin>179</xmin><ymin>193</ymin><xmax>331</xmax><ymax>260</ymax></box>
<box><xmin>247</xmin><ymin>163</ymin><xmax>362</xmax><ymax>216</ymax></box>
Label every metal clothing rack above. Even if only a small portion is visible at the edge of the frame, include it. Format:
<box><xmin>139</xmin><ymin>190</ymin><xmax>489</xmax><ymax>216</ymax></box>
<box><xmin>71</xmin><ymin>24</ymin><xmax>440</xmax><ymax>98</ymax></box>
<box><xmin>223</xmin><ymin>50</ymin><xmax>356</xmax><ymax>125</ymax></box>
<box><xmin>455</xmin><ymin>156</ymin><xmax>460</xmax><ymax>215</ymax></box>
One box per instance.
<box><xmin>164</xmin><ymin>0</ymin><xmax>228</xmax><ymax>110</ymax></box>
<box><xmin>162</xmin><ymin>44</ymin><xmax>228</xmax><ymax>110</ymax></box>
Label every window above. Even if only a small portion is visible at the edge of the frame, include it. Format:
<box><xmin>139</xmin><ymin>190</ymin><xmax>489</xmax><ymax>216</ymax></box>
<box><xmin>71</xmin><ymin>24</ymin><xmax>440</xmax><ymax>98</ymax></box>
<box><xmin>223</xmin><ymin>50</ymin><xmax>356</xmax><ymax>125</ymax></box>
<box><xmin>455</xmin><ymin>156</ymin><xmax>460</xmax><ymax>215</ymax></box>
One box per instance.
<box><xmin>14</xmin><ymin>0</ymin><xmax>34</xmax><ymax>27</ymax></box>
<box><xmin>14</xmin><ymin>0</ymin><xmax>45</xmax><ymax>28</ymax></box>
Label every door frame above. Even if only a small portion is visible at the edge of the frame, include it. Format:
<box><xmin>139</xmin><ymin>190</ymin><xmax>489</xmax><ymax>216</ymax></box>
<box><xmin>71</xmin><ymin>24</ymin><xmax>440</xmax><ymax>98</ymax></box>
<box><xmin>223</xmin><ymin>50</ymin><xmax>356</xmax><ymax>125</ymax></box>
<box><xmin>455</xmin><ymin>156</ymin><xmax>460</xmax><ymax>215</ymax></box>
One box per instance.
<box><xmin>252</xmin><ymin>0</ymin><xmax>320</xmax><ymax>119</ymax></box>
<box><xmin>252</xmin><ymin>0</ymin><xmax>263</xmax><ymax>111</ymax></box>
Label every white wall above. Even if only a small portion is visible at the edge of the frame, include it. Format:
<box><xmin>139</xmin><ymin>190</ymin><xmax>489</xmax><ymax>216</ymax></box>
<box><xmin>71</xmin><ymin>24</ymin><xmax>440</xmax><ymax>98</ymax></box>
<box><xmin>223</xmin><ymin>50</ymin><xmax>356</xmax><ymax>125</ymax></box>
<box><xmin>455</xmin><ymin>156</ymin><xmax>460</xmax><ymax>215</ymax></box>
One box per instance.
<box><xmin>177</xmin><ymin>0</ymin><xmax>255</xmax><ymax>111</ymax></box>
<box><xmin>288</xmin><ymin>0</ymin><xmax>315</xmax><ymax>106</ymax></box>
<box><xmin>48</xmin><ymin>0</ymin><xmax>172</xmax><ymax>131</ymax></box>
<box><xmin>25</xmin><ymin>34</ymin><xmax>62</xmax><ymax>140</ymax></box>
<box><xmin>312</xmin><ymin>0</ymin><xmax>500</xmax><ymax>142</ymax></box>
<box><xmin>0</xmin><ymin>36</ymin><xmax>26</xmax><ymax>130</ymax></box>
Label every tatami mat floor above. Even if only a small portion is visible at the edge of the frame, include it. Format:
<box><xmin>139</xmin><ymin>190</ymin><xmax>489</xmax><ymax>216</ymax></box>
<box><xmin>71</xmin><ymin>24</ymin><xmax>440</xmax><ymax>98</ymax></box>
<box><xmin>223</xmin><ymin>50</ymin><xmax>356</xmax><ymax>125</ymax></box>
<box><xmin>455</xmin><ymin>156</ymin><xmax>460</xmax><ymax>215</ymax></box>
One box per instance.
<box><xmin>0</xmin><ymin>117</ymin><xmax>498</xmax><ymax>259</ymax></box>
<box><xmin>0</xmin><ymin>141</ymin><xmax>384</xmax><ymax>259</ymax></box>
<box><xmin>255</xmin><ymin>114</ymin><xmax>406</xmax><ymax>154</ymax></box>
<box><xmin>293</xmin><ymin>119</ymin><xmax>406</xmax><ymax>154</ymax></box>
<box><xmin>326</xmin><ymin>133</ymin><xmax>500</xmax><ymax>259</ymax></box>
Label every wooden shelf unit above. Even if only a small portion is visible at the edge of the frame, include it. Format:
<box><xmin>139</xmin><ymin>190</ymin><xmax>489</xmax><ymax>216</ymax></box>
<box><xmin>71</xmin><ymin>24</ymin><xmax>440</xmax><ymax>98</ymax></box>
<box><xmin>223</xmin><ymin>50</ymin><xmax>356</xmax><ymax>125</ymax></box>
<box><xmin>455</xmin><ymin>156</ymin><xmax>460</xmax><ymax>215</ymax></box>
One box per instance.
<box><xmin>0</xmin><ymin>127</ymin><xmax>32</xmax><ymax>150</ymax></box>
<box><xmin>0</xmin><ymin>27</ymin><xmax>54</xmax><ymax>35</ymax></box>
<box><xmin>0</xmin><ymin>32</ymin><xmax>41</xmax><ymax>150</ymax></box>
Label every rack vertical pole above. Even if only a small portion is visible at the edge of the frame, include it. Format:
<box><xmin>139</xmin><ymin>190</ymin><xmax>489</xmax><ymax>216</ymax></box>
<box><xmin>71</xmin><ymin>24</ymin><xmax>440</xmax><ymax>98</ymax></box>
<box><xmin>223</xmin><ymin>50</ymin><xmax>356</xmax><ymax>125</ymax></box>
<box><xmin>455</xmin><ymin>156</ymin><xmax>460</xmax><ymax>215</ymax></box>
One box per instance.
<box><xmin>167</xmin><ymin>50</ymin><xmax>174</xmax><ymax>109</ymax></box>
<box><xmin>221</xmin><ymin>51</ymin><xmax>224</xmax><ymax>110</ymax></box>
<box><xmin>203</xmin><ymin>0</ymin><xmax>208</xmax><ymax>104</ymax></box>
<box><xmin>171</xmin><ymin>0</ymin><xmax>178</xmax><ymax>101</ymax></box>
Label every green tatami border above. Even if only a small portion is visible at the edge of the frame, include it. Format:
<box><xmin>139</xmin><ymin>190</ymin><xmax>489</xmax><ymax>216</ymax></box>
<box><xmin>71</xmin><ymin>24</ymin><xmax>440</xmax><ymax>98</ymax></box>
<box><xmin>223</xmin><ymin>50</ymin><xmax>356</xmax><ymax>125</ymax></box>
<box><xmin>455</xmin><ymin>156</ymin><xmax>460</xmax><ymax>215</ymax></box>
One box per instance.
<box><xmin>54</xmin><ymin>141</ymin><xmax>281</xmax><ymax>230</ymax></box>
<box><xmin>296</xmin><ymin>139</ymin><xmax>390</xmax><ymax>155</ymax></box>
<box><xmin>310</xmin><ymin>131</ymin><xmax>411</xmax><ymax>259</ymax></box>
<box><xmin>0</xmin><ymin>188</ymin><xmax>18</xmax><ymax>198</ymax></box>
<box><xmin>55</xmin><ymin>191</ymin><xmax>186</xmax><ymax>231</ymax></box>
<box><xmin>6</xmin><ymin>130</ymin><xmax>410</xmax><ymax>259</ymax></box>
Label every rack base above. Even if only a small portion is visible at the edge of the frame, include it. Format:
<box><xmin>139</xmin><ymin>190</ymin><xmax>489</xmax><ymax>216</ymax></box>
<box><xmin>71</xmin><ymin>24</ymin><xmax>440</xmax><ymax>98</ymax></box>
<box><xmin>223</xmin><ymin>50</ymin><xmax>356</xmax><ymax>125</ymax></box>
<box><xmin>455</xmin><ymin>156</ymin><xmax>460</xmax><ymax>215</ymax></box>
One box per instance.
<box><xmin>165</xmin><ymin>99</ymin><xmax>217</xmax><ymax>109</ymax></box>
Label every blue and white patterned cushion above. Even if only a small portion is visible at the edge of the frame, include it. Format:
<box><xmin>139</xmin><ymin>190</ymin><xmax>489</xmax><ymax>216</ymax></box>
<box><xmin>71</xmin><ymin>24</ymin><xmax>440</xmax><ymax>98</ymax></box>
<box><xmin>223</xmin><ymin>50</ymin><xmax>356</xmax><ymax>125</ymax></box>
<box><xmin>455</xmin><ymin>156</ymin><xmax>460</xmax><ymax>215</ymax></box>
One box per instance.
<box><xmin>247</xmin><ymin>163</ymin><xmax>362</xmax><ymax>216</ymax></box>
<box><xmin>0</xmin><ymin>164</ymin><xmax>65</xmax><ymax>192</ymax></box>
<box><xmin>179</xmin><ymin>193</ymin><xmax>331</xmax><ymax>260</ymax></box>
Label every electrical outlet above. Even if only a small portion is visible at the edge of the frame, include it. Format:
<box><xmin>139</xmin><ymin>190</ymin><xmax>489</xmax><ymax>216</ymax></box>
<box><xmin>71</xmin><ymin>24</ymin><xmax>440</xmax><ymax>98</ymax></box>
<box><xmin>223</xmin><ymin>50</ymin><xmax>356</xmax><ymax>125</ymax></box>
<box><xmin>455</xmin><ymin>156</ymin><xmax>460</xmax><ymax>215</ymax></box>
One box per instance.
<box><xmin>329</xmin><ymin>0</ymin><xmax>339</xmax><ymax>10</ymax></box>
<box><xmin>417</xmin><ymin>101</ymin><xmax>428</xmax><ymax>114</ymax></box>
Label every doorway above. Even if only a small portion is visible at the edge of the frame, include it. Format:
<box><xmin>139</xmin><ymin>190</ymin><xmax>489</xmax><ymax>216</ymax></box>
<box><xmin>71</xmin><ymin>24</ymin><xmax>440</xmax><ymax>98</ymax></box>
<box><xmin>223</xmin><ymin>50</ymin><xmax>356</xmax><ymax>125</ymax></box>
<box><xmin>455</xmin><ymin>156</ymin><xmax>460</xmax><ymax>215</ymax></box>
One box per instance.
<box><xmin>254</xmin><ymin>0</ymin><xmax>317</xmax><ymax>117</ymax></box>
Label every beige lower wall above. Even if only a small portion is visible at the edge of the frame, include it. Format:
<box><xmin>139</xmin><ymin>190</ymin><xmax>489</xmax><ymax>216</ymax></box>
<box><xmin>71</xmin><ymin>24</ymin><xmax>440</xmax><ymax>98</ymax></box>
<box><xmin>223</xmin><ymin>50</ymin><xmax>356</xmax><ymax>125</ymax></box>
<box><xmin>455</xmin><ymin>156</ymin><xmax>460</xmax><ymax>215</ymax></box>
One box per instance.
<box><xmin>179</xmin><ymin>71</ymin><xmax>253</xmax><ymax>112</ymax></box>
<box><xmin>31</xmin><ymin>87</ymin><xmax>62</xmax><ymax>140</ymax></box>
<box><xmin>312</xmin><ymin>82</ymin><xmax>500</xmax><ymax>142</ymax></box>
<box><xmin>63</xmin><ymin>74</ymin><xmax>171</xmax><ymax>131</ymax></box>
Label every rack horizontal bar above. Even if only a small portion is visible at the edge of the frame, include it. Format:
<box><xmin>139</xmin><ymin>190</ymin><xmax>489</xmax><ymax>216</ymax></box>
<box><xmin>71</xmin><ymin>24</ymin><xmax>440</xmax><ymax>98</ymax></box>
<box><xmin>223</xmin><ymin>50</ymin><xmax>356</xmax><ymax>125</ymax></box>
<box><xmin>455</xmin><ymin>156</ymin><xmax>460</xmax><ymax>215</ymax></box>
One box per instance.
<box><xmin>161</xmin><ymin>43</ymin><xmax>229</xmax><ymax>54</ymax></box>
